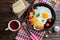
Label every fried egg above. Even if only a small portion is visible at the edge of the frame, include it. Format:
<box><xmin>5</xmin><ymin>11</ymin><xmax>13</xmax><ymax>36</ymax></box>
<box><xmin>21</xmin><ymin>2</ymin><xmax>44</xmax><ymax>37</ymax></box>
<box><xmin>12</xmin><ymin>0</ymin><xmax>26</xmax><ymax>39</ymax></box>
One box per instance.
<box><xmin>34</xmin><ymin>6</ymin><xmax>52</xmax><ymax>26</ymax></box>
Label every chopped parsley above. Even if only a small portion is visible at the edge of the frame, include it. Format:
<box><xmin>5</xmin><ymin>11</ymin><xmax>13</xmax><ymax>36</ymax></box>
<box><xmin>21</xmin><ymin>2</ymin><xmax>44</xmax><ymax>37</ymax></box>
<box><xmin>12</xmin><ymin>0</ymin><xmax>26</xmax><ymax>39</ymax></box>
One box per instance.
<box><xmin>33</xmin><ymin>12</ymin><xmax>35</xmax><ymax>15</ymax></box>
<box><xmin>36</xmin><ymin>13</ymin><xmax>40</xmax><ymax>17</ymax></box>
<box><xmin>42</xmin><ymin>20</ymin><xmax>44</xmax><ymax>22</ymax></box>
<box><xmin>51</xmin><ymin>1</ymin><xmax>56</xmax><ymax>5</ymax></box>
<box><xmin>35</xmin><ymin>7</ymin><xmax>38</xmax><ymax>10</ymax></box>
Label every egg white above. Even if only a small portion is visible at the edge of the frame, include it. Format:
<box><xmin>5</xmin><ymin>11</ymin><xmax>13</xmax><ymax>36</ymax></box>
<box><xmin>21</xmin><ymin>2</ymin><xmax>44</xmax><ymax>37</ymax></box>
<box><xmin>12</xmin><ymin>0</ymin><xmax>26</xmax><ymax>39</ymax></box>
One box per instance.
<box><xmin>34</xmin><ymin>6</ymin><xmax>52</xmax><ymax>26</ymax></box>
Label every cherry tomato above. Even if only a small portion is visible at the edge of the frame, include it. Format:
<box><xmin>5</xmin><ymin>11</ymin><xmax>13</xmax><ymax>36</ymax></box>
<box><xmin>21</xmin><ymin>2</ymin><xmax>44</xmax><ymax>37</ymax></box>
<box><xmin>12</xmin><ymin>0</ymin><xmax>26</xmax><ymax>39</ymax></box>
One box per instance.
<box><xmin>36</xmin><ymin>26</ymin><xmax>39</xmax><ymax>29</ymax></box>
<box><xmin>29</xmin><ymin>19</ymin><xmax>33</xmax><ymax>24</ymax></box>
<box><xmin>48</xmin><ymin>19</ymin><xmax>52</xmax><ymax>22</ymax></box>
<box><xmin>29</xmin><ymin>14</ymin><xmax>33</xmax><ymax>19</ymax></box>
<box><xmin>31</xmin><ymin>7</ymin><xmax>34</xmax><ymax>12</ymax></box>
<box><xmin>46</xmin><ymin>23</ymin><xmax>50</xmax><ymax>27</ymax></box>
<box><xmin>36</xmin><ymin>26</ymin><xmax>43</xmax><ymax>30</ymax></box>
<box><xmin>39</xmin><ymin>26</ymin><xmax>43</xmax><ymax>30</ymax></box>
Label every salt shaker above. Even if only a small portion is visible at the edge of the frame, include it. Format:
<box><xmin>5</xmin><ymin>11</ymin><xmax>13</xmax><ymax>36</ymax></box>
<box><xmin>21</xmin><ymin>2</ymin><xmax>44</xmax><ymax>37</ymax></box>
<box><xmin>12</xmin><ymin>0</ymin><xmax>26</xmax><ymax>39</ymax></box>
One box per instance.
<box><xmin>54</xmin><ymin>26</ymin><xmax>60</xmax><ymax>32</ymax></box>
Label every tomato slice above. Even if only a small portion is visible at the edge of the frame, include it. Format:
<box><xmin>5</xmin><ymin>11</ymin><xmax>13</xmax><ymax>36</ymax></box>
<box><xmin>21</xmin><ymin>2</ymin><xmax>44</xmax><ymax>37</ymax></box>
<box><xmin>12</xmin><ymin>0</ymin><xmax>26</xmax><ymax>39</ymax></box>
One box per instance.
<box><xmin>39</xmin><ymin>26</ymin><xmax>43</xmax><ymax>30</ymax></box>
<box><xmin>36</xmin><ymin>26</ymin><xmax>40</xmax><ymax>29</ymax></box>
<box><xmin>48</xmin><ymin>19</ymin><xmax>52</xmax><ymax>23</ymax></box>
<box><xmin>46</xmin><ymin>23</ymin><xmax>50</xmax><ymax>27</ymax></box>
<box><xmin>29</xmin><ymin>15</ymin><xmax>32</xmax><ymax>19</ymax></box>
<box><xmin>31</xmin><ymin>7</ymin><xmax>34</xmax><ymax>12</ymax></box>
<box><xmin>35</xmin><ymin>26</ymin><xmax>43</xmax><ymax>30</ymax></box>
<box><xmin>29</xmin><ymin>19</ymin><xmax>33</xmax><ymax>24</ymax></box>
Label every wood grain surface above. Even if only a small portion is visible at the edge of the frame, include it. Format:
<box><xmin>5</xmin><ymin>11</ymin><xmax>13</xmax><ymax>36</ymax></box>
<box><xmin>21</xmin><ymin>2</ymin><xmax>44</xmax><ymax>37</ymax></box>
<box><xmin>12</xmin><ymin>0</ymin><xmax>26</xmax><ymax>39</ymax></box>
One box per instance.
<box><xmin>0</xmin><ymin>0</ymin><xmax>60</xmax><ymax>40</ymax></box>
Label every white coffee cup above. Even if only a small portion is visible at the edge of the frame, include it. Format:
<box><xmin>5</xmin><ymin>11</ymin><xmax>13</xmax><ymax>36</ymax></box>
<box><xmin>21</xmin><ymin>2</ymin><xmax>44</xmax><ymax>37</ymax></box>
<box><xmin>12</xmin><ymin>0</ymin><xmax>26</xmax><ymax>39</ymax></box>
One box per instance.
<box><xmin>5</xmin><ymin>20</ymin><xmax>21</xmax><ymax>31</ymax></box>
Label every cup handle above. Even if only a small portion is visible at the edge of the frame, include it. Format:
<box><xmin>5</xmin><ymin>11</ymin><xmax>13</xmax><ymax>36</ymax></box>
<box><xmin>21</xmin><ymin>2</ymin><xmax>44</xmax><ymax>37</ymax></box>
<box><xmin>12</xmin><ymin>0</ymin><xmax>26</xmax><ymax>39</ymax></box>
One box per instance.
<box><xmin>5</xmin><ymin>28</ymin><xmax>9</xmax><ymax>31</ymax></box>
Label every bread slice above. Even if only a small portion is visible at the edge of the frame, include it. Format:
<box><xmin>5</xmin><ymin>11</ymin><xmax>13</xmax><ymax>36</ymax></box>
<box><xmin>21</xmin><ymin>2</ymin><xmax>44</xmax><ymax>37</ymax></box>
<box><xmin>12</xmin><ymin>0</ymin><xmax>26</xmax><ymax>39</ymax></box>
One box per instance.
<box><xmin>12</xmin><ymin>0</ymin><xmax>30</xmax><ymax>18</ymax></box>
<box><xmin>17</xmin><ymin>0</ymin><xmax>30</xmax><ymax>18</ymax></box>
<box><xmin>12</xmin><ymin>0</ymin><xmax>26</xmax><ymax>13</ymax></box>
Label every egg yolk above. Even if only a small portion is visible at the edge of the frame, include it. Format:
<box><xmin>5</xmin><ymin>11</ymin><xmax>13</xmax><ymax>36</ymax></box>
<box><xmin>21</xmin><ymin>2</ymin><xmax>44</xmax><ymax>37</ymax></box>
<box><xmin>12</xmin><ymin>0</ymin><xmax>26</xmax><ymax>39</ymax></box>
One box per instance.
<box><xmin>32</xmin><ymin>19</ymin><xmax>37</xmax><ymax>25</ymax></box>
<box><xmin>42</xmin><ymin>12</ymin><xmax>49</xmax><ymax>19</ymax></box>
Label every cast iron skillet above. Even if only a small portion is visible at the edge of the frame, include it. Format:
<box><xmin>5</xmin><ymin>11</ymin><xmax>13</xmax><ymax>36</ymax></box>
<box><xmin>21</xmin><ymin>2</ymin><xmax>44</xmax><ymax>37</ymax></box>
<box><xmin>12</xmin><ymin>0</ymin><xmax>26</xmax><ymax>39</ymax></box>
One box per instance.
<box><xmin>25</xmin><ymin>3</ymin><xmax>56</xmax><ymax>31</ymax></box>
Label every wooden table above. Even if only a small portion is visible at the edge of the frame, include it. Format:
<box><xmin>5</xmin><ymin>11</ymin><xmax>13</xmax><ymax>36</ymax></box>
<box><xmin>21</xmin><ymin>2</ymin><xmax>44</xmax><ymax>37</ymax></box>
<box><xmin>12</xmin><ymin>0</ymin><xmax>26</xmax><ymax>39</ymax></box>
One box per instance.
<box><xmin>0</xmin><ymin>0</ymin><xmax>60</xmax><ymax>40</ymax></box>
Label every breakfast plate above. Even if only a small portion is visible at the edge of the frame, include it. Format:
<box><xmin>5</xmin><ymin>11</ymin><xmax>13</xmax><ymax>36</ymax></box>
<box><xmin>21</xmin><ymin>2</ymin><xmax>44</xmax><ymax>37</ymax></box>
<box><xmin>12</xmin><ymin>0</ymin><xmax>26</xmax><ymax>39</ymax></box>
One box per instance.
<box><xmin>25</xmin><ymin>3</ymin><xmax>56</xmax><ymax>31</ymax></box>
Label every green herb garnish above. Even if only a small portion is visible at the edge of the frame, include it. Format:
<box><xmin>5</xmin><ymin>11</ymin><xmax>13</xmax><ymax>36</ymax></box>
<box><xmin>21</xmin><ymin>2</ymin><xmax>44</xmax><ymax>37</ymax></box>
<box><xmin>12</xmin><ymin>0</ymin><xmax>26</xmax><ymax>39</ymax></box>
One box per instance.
<box><xmin>51</xmin><ymin>1</ymin><xmax>56</xmax><ymax>4</ymax></box>
<box><xmin>42</xmin><ymin>20</ymin><xmax>44</xmax><ymax>22</ymax></box>
<box><xmin>36</xmin><ymin>13</ymin><xmax>40</xmax><ymax>17</ymax></box>
<box><xmin>32</xmin><ymin>16</ymin><xmax>34</xmax><ymax>18</ymax></box>
<box><xmin>33</xmin><ymin>12</ymin><xmax>35</xmax><ymax>15</ymax></box>
<box><xmin>32</xmin><ymin>12</ymin><xmax>35</xmax><ymax>18</ymax></box>
<box><xmin>35</xmin><ymin>7</ymin><xmax>38</xmax><ymax>10</ymax></box>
